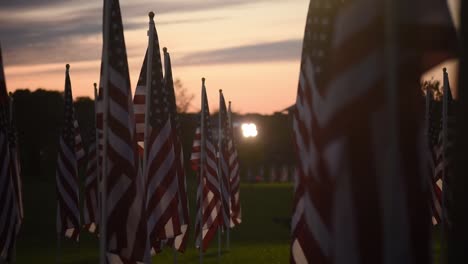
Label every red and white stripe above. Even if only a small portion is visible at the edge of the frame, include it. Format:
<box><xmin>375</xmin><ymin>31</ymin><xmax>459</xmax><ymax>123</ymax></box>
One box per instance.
<box><xmin>192</xmin><ymin>130</ymin><xmax>221</xmax><ymax>251</ymax></box>
<box><xmin>227</xmin><ymin>104</ymin><xmax>241</xmax><ymax>227</ymax></box>
<box><xmin>228</xmin><ymin>139</ymin><xmax>241</xmax><ymax>227</ymax></box>
<box><xmin>133</xmin><ymin>82</ymin><xmax>145</xmax><ymax>157</ymax></box>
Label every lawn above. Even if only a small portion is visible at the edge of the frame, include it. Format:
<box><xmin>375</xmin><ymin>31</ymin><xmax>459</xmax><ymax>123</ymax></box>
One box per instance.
<box><xmin>14</xmin><ymin>179</ymin><xmax>294</xmax><ymax>263</ymax></box>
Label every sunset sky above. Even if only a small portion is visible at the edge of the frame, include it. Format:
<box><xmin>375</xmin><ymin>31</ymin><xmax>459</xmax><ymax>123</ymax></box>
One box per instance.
<box><xmin>0</xmin><ymin>0</ymin><xmax>460</xmax><ymax>114</ymax></box>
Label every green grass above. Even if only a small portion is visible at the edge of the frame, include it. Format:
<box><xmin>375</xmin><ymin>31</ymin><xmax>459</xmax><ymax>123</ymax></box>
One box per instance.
<box><xmin>14</xmin><ymin>180</ymin><xmax>293</xmax><ymax>263</ymax></box>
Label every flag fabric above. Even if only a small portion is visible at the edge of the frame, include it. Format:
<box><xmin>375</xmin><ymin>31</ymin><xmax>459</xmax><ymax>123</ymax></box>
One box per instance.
<box><xmin>218</xmin><ymin>91</ymin><xmax>231</xmax><ymax>230</ymax></box>
<box><xmin>100</xmin><ymin>0</ymin><xmax>148</xmax><ymax>261</ymax></box>
<box><xmin>163</xmin><ymin>48</ymin><xmax>190</xmax><ymax>252</ymax></box>
<box><xmin>83</xmin><ymin>128</ymin><xmax>100</xmax><ymax>233</ymax></box>
<box><xmin>135</xmin><ymin>21</ymin><xmax>183</xmax><ymax>251</ymax></box>
<box><xmin>292</xmin><ymin>0</ymin><xmax>457</xmax><ymax>263</ymax></box>
<box><xmin>83</xmin><ymin>86</ymin><xmax>104</xmax><ymax>234</ymax></box>
<box><xmin>55</xmin><ymin>65</ymin><xmax>81</xmax><ymax>241</ymax></box>
<box><xmin>0</xmin><ymin>44</ymin><xmax>22</xmax><ymax>262</ymax></box>
<box><xmin>191</xmin><ymin>80</ymin><xmax>221</xmax><ymax>251</ymax></box>
<box><xmin>227</xmin><ymin>103</ymin><xmax>241</xmax><ymax>227</ymax></box>
<box><xmin>290</xmin><ymin>168</ymin><xmax>314</xmax><ymax>263</ymax></box>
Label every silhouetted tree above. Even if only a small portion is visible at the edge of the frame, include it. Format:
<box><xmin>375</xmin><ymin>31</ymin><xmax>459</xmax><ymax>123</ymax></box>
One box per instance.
<box><xmin>174</xmin><ymin>79</ymin><xmax>195</xmax><ymax>113</ymax></box>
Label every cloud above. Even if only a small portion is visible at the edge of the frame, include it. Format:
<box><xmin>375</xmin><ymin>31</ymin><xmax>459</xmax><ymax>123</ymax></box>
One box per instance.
<box><xmin>0</xmin><ymin>0</ymin><xmax>264</xmax><ymax>66</ymax></box>
<box><xmin>176</xmin><ymin>39</ymin><xmax>303</xmax><ymax>66</ymax></box>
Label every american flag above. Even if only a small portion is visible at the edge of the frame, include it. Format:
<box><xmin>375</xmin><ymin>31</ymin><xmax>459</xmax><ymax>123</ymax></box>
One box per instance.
<box><xmin>292</xmin><ymin>0</ymin><xmax>457</xmax><ymax>263</ymax></box>
<box><xmin>218</xmin><ymin>91</ymin><xmax>231</xmax><ymax>230</ymax></box>
<box><xmin>426</xmin><ymin>89</ymin><xmax>442</xmax><ymax>225</ymax></box>
<box><xmin>100</xmin><ymin>0</ymin><xmax>148</xmax><ymax>261</ymax></box>
<box><xmin>163</xmin><ymin>48</ymin><xmax>190</xmax><ymax>252</ymax></box>
<box><xmin>55</xmin><ymin>65</ymin><xmax>81</xmax><ymax>241</ymax></box>
<box><xmin>432</xmin><ymin>68</ymin><xmax>455</xmax><ymax>227</ymax></box>
<box><xmin>137</xmin><ymin>19</ymin><xmax>183</xmax><ymax>250</ymax></box>
<box><xmin>191</xmin><ymin>79</ymin><xmax>221</xmax><ymax>251</ymax></box>
<box><xmin>0</xmin><ymin>44</ymin><xmax>22</xmax><ymax>262</ymax></box>
<box><xmin>227</xmin><ymin>102</ymin><xmax>241</xmax><ymax>227</ymax></box>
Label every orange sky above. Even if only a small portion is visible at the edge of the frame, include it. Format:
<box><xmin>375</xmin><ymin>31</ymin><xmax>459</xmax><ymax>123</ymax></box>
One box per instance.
<box><xmin>0</xmin><ymin>0</ymin><xmax>460</xmax><ymax>114</ymax></box>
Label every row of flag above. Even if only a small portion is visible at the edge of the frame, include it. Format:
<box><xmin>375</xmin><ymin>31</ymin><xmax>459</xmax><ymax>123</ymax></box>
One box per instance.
<box><xmin>51</xmin><ymin>2</ymin><xmax>242</xmax><ymax>263</ymax></box>
<box><xmin>290</xmin><ymin>0</ymin><xmax>458</xmax><ymax>263</ymax></box>
<box><xmin>0</xmin><ymin>44</ymin><xmax>24</xmax><ymax>263</ymax></box>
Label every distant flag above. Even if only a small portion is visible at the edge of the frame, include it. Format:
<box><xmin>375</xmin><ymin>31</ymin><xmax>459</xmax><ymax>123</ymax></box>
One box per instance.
<box><xmin>100</xmin><ymin>0</ymin><xmax>148</xmax><ymax>261</ymax></box>
<box><xmin>55</xmin><ymin>64</ymin><xmax>81</xmax><ymax>241</ymax></box>
<box><xmin>218</xmin><ymin>91</ymin><xmax>231</xmax><ymax>230</ymax></box>
<box><xmin>292</xmin><ymin>0</ymin><xmax>457</xmax><ymax>263</ymax></box>
<box><xmin>425</xmin><ymin>88</ymin><xmax>442</xmax><ymax>225</ymax></box>
<box><xmin>163</xmin><ymin>47</ymin><xmax>190</xmax><ymax>252</ymax></box>
<box><xmin>433</xmin><ymin>68</ymin><xmax>455</xmax><ymax>227</ymax></box>
<box><xmin>191</xmin><ymin>79</ymin><xmax>221</xmax><ymax>251</ymax></box>
<box><xmin>269</xmin><ymin>166</ymin><xmax>277</xmax><ymax>183</ymax></box>
<box><xmin>228</xmin><ymin>102</ymin><xmax>241</xmax><ymax>227</ymax></box>
<box><xmin>0</xmin><ymin>43</ymin><xmax>22</xmax><ymax>262</ymax></box>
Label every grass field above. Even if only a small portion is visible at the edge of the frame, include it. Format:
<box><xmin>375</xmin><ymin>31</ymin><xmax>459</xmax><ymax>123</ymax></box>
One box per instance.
<box><xmin>14</xmin><ymin>178</ymin><xmax>293</xmax><ymax>263</ymax></box>
<box><xmin>13</xmin><ymin>177</ymin><xmax>444</xmax><ymax>263</ymax></box>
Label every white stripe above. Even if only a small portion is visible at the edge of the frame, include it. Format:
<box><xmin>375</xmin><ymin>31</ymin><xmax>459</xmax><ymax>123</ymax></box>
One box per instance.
<box><xmin>292</xmin><ymin>239</ymin><xmax>307</xmax><ymax>264</ymax></box>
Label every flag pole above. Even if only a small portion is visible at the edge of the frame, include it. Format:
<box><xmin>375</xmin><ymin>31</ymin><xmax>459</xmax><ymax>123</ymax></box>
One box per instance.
<box><xmin>8</xmin><ymin>93</ymin><xmax>18</xmax><ymax>264</ymax></box>
<box><xmin>199</xmin><ymin>77</ymin><xmax>206</xmax><ymax>264</ymax></box>
<box><xmin>100</xmin><ymin>0</ymin><xmax>111</xmax><ymax>262</ymax></box>
<box><xmin>227</xmin><ymin>101</ymin><xmax>232</xmax><ymax>251</ymax></box>
<box><xmin>143</xmin><ymin>11</ymin><xmax>155</xmax><ymax>199</ymax></box>
<box><xmin>440</xmin><ymin>68</ymin><xmax>449</xmax><ymax>264</ymax></box>
<box><xmin>93</xmin><ymin>83</ymin><xmax>101</xmax><ymax>238</ymax></box>
<box><xmin>217</xmin><ymin>89</ymin><xmax>223</xmax><ymax>260</ymax></box>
